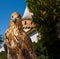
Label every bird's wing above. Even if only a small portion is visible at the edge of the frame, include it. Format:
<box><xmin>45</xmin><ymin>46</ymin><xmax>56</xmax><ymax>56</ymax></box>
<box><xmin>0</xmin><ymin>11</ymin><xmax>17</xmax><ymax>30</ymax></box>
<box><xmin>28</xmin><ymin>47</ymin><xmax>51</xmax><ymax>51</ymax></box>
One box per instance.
<box><xmin>4</xmin><ymin>29</ymin><xmax>10</xmax><ymax>52</ymax></box>
<box><xmin>4</xmin><ymin>31</ymin><xmax>8</xmax><ymax>52</ymax></box>
<box><xmin>21</xmin><ymin>32</ymin><xmax>33</xmax><ymax>51</ymax></box>
<box><xmin>20</xmin><ymin>32</ymin><xmax>37</xmax><ymax>59</ymax></box>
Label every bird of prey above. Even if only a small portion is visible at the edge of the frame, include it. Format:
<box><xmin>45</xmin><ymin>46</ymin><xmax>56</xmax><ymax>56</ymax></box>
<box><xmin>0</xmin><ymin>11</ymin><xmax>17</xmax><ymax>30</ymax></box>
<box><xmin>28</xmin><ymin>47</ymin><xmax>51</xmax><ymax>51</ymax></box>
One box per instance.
<box><xmin>4</xmin><ymin>12</ymin><xmax>37</xmax><ymax>59</ymax></box>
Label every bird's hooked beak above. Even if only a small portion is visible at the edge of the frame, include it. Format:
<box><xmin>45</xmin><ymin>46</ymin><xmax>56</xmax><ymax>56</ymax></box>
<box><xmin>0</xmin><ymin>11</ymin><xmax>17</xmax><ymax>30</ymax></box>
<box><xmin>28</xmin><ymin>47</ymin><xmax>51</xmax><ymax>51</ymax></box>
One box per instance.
<box><xmin>14</xmin><ymin>18</ymin><xmax>16</xmax><ymax>24</ymax></box>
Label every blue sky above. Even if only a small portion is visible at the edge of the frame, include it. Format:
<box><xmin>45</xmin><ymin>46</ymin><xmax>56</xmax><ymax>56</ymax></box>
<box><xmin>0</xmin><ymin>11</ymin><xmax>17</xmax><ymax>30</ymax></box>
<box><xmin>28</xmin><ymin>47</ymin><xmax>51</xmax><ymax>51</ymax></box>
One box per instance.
<box><xmin>0</xmin><ymin>0</ymin><xmax>26</xmax><ymax>36</ymax></box>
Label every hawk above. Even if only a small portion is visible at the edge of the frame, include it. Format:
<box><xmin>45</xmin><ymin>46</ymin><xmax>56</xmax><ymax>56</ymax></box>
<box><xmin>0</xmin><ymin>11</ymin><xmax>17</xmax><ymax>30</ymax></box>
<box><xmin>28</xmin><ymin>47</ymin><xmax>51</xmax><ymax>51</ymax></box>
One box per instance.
<box><xmin>4</xmin><ymin>12</ymin><xmax>37</xmax><ymax>59</ymax></box>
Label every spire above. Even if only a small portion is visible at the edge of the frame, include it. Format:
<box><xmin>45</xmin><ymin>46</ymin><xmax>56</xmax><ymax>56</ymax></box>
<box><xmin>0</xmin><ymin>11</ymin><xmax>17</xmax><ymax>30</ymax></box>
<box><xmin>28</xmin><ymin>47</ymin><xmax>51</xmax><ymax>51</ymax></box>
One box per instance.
<box><xmin>22</xmin><ymin>6</ymin><xmax>33</xmax><ymax>19</ymax></box>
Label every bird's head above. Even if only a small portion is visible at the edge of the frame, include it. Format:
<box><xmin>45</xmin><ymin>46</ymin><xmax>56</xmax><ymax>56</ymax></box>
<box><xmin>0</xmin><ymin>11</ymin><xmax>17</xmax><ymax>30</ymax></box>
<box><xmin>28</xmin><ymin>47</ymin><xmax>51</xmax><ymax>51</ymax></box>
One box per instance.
<box><xmin>10</xmin><ymin>12</ymin><xmax>23</xmax><ymax>30</ymax></box>
<box><xmin>10</xmin><ymin>12</ymin><xmax>21</xmax><ymax>23</ymax></box>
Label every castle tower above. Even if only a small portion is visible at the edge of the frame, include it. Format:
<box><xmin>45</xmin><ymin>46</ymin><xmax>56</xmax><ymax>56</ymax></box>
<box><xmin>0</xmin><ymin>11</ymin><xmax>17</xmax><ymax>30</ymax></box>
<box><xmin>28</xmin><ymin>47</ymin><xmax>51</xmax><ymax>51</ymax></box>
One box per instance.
<box><xmin>22</xmin><ymin>6</ymin><xmax>38</xmax><ymax>43</ymax></box>
<box><xmin>22</xmin><ymin>6</ymin><xmax>33</xmax><ymax>19</ymax></box>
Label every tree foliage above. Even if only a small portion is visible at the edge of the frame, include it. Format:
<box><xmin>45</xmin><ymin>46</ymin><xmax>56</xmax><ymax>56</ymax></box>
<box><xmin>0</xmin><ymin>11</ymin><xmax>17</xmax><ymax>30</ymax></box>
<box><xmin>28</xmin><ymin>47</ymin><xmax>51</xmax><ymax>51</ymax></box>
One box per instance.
<box><xmin>0</xmin><ymin>52</ymin><xmax>7</xmax><ymax>59</ymax></box>
<box><xmin>0</xmin><ymin>29</ymin><xmax>3</xmax><ymax>42</ymax></box>
<box><xmin>0</xmin><ymin>30</ymin><xmax>6</xmax><ymax>59</ymax></box>
<box><xmin>0</xmin><ymin>35</ymin><xmax>3</xmax><ymax>42</ymax></box>
<box><xmin>26</xmin><ymin>0</ymin><xmax>60</xmax><ymax>59</ymax></box>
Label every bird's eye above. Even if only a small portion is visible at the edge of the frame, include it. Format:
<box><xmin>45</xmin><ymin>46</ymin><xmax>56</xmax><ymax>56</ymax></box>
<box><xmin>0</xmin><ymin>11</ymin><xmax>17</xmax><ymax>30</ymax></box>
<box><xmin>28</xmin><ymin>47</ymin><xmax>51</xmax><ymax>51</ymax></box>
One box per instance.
<box><xmin>12</xmin><ymin>16</ymin><xmax>13</xmax><ymax>18</ymax></box>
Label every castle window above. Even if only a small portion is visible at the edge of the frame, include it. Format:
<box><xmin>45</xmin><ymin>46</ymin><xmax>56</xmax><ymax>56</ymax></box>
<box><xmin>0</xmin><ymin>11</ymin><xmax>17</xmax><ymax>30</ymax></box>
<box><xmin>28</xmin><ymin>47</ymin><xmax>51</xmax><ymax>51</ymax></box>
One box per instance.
<box><xmin>25</xmin><ymin>21</ymin><xmax>26</xmax><ymax>25</ymax></box>
<box><xmin>31</xmin><ymin>22</ymin><xmax>32</xmax><ymax>24</ymax></box>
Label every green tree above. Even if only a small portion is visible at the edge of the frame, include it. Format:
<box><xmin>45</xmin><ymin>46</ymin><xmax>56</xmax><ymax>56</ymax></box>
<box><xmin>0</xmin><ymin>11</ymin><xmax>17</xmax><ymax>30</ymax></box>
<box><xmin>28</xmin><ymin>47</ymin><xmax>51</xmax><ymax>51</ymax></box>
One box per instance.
<box><xmin>26</xmin><ymin>0</ymin><xmax>60</xmax><ymax>59</ymax></box>
<box><xmin>0</xmin><ymin>35</ymin><xmax>3</xmax><ymax>42</ymax></box>
<box><xmin>0</xmin><ymin>30</ymin><xmax>3</xmax><ymax>44</ymax></box>
<box><xmin>0</xmin><ymin>52</ymin><xmax>7</xmax><ymax>59</ymax></box>
<box><xmin>0</xmin><ymin>29</ymin><xmax>3</xmax><ymax>42</ymax></box>
<box><xmin>0</xmin><ymin>30</ymin><xmax>7</xmax><ymax>59</ymax></box>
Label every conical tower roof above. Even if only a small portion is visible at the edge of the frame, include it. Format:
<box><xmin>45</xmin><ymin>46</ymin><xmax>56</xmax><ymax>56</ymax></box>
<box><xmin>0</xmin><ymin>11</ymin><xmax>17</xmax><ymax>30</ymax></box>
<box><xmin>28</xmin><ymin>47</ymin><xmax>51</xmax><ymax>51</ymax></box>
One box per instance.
<box><xmin>22</xmin><ymin>6</ymin><xmax>33</xmax><ymax>19</ymax></box>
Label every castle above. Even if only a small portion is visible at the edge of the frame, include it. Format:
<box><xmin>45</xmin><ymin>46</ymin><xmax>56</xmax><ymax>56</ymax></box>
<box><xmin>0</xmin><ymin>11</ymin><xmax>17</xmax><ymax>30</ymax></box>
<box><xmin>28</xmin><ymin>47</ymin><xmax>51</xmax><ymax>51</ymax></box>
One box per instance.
<box><xmin>22</xmin><ymin>6</ymin><xmax>38</xmax><ymax>43</ymax></box>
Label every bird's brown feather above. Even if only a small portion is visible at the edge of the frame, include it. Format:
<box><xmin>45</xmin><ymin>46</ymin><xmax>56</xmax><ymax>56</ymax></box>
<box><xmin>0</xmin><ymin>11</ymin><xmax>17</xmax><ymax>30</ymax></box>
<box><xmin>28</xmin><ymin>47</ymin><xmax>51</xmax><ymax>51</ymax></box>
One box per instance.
<box><xmin>4</xmin><ymin>12</ymin><xmax>37</xmax><ymax>59</ymax></box>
